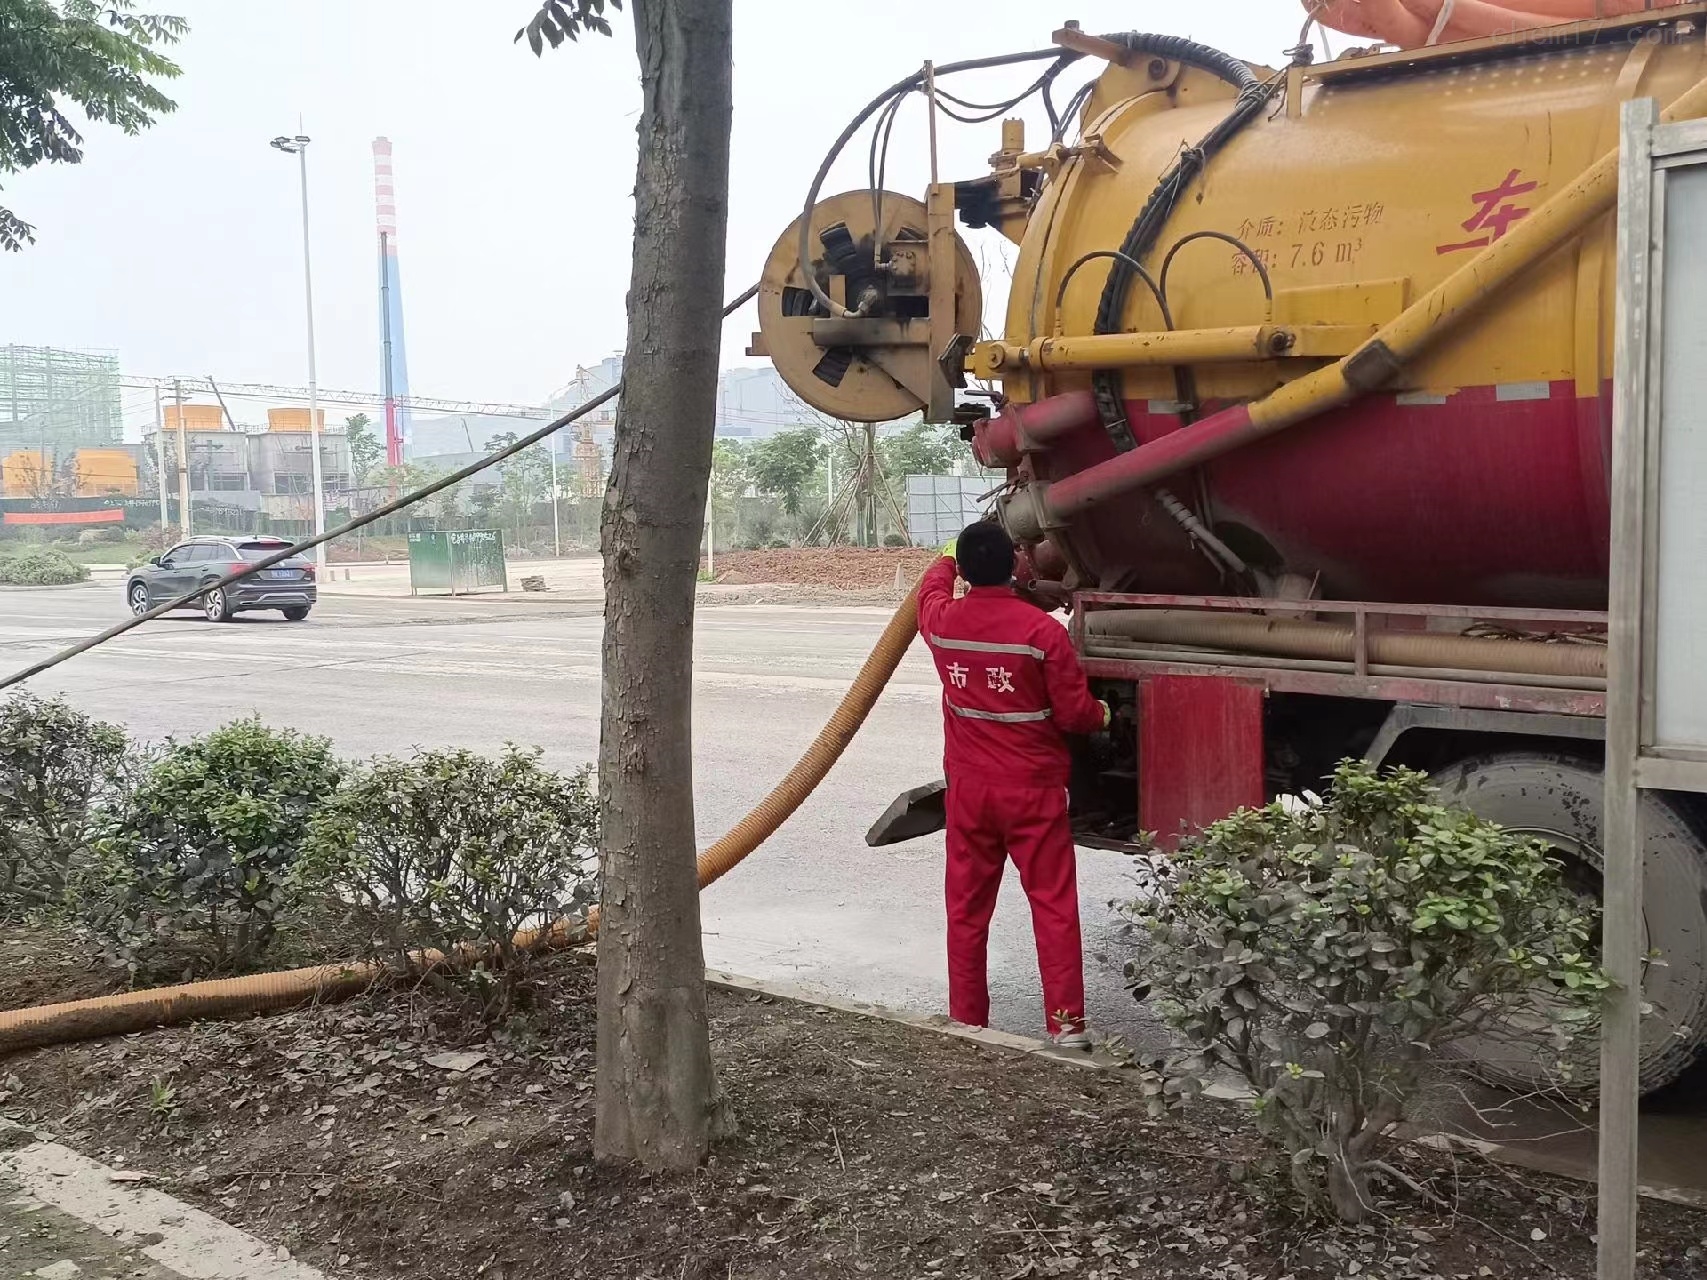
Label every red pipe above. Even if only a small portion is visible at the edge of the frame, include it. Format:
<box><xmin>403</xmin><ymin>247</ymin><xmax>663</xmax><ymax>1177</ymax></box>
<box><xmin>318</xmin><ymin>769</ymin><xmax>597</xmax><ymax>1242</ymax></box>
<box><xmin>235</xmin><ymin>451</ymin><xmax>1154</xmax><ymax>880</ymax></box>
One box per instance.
<box><xmin>1040</xmin><ymin>402</ymin><xmax>1256</xmax><ymax>520</ymax></box>
<box><xmin>972</xmin><ymin>390</ymin><xmax>1100</xmax><ymax>467</ymax></box>
<box><xmin>1031</xmin><ymin>537</ymin><xmax>1068</xmax><ymax>580</ymax></box>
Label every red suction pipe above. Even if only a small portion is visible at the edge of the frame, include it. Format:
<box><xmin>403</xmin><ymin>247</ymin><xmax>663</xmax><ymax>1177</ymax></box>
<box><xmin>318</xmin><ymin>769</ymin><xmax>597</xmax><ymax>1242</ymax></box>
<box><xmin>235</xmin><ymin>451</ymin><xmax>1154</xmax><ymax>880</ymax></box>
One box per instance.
<box><xmin>972</xmin><ymin>390</ymin><xmax>1100</xmax><ymax>467</ymax></box>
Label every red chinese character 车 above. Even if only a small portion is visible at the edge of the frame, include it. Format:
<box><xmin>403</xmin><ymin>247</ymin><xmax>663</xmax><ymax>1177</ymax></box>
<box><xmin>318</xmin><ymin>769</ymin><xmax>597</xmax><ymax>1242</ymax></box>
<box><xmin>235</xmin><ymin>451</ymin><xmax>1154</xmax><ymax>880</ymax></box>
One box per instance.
<box><xmin>1436</xmin><ymin>168</ymin><xmax>1538</xmax><ymax>255</ymax></box>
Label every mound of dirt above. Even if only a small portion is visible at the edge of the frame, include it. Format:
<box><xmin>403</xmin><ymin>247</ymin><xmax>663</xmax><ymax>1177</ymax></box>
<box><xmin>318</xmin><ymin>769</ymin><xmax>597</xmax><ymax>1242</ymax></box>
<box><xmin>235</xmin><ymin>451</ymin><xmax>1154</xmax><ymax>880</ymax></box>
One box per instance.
<box><xmin>709</xmin><ymin>547</ymin><xmax>938</xmax><ymax>590</ymax></box>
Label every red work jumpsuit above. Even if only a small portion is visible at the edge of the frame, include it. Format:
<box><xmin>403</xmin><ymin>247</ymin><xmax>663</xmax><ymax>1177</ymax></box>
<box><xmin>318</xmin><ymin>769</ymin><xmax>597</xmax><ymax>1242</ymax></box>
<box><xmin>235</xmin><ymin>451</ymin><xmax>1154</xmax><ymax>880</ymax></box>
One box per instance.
<box><xmin>916</xmin><ymin>555</ymin><xmax>1106</xmax><ymax>1035</ymax></box>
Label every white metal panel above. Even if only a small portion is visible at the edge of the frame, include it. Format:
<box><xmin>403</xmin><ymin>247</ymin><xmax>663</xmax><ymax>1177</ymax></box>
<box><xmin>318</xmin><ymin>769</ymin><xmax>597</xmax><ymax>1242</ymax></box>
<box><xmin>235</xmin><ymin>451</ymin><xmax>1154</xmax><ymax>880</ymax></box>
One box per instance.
<box><xmin>904</xmin><ymin>474</ymin><xmax>990</xmax><ymax>547</ymax></box>
<box><xmin>1651</xmin><ymin>163</ymin><xmax>1707</xmax><ymax>750</ymax></box>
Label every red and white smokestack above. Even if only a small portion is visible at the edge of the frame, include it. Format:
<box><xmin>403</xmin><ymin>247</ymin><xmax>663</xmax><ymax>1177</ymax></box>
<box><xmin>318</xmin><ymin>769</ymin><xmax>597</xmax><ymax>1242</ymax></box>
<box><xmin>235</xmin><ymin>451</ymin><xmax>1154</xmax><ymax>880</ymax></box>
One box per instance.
<box><xmin>372</xmin><ymin>137</ymin><xmax>411</xmax><ymax>467</ymax></box>
<box><xmin>373</xmin><ymin>137</ymin><xmax>398</xmax><ymax>242</ymax></box>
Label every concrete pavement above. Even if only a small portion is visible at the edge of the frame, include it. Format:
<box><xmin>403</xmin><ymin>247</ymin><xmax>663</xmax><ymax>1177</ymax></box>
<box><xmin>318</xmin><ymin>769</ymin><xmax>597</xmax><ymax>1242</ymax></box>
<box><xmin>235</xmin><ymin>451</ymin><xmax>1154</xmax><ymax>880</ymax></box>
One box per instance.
<box><xmin>314</xmin><ymin>553</ymin><xmax>605</xmax><ymax>599</ymax></box>
<box><xmin>0</xmin><ymin>581</ymin><xmax>1159</xmax><ymax>1051</ymax></box>
<box><xmin>0</xmin><ymin>1125</ymin><xmax>330</xmax><ymax>1280</ymax></box>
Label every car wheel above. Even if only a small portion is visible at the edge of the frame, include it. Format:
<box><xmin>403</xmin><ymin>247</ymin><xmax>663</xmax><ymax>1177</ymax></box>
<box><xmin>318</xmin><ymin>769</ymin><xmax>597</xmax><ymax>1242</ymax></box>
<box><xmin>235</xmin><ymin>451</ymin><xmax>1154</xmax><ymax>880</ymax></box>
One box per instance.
<box><xmin>127</xmin><ymin>582</ymin><xmax>150</xmax><ymax>617</ymax></box>
<box><xmin>202</xmin><ymin>586</ymin><xmax>233</xmax><ymax>623</ymax></box>
<box><xmin>281</xmin><ymin>606</ymin><xmax>310</xmax><ymax>622</ymax></box>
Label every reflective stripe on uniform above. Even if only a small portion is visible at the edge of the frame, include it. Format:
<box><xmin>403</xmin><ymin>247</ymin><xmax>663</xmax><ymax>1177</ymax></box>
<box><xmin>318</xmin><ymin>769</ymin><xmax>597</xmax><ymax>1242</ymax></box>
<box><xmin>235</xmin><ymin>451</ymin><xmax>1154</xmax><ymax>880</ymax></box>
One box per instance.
<box><xmin>946</xmin><ymin>700</ymin><xmax>1053</xmax><ymax>723</ymax></box>
<box><xmin>929</xmin><ymin>634</ymin><xmax>1046</xmax><ymax>660</ymax></box>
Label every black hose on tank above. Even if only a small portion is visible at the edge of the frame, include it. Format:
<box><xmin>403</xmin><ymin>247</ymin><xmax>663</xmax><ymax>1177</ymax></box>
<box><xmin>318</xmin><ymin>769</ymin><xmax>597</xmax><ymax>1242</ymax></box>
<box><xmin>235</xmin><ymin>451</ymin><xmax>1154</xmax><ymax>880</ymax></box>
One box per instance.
<box><xmin>1086</xmin><ymin>36</ymin><xmax>1281</xmax><ymax>452</ymax></box>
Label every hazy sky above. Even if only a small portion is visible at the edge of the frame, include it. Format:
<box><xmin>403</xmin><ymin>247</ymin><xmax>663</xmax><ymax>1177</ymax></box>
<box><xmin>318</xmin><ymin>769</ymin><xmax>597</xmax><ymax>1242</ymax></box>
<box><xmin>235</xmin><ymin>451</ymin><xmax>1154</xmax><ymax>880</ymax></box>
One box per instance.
<box><xmin>1</xmin><ymin>1</ymin><xmax>1303</xmax><ymax>426</ymax></box>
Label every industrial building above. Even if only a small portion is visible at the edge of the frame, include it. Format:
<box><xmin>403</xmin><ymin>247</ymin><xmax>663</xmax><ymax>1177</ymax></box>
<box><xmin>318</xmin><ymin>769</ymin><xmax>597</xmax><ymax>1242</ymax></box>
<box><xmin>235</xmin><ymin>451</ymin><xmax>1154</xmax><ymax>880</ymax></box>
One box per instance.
<box><xmin>0</xmin><ymin>346</ymin><xmax>127</xmax><ymax>497</ymax></box>
<box><xmin>139</xmin><ymin>405</ymin><xmax>351</xmax><ymax>528</ymax></box>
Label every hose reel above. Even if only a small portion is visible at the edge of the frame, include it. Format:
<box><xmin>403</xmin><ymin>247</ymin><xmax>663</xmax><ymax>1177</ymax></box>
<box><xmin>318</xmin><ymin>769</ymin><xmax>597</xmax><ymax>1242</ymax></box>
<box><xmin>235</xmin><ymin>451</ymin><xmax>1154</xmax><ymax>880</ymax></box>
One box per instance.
<box><xmin>752</xmin><ymin>189</ymin><xmax>982</xmax><ymax>423</ymax></box>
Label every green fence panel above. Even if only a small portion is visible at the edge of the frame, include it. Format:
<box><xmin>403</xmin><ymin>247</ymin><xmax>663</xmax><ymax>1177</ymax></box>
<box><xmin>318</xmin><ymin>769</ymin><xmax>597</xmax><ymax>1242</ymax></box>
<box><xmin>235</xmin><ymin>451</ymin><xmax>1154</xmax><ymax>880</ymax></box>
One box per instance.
<box><xmin>408</xmin><ymin>529</ymin><xmax>508</xmax><ymax>595</ymax></box>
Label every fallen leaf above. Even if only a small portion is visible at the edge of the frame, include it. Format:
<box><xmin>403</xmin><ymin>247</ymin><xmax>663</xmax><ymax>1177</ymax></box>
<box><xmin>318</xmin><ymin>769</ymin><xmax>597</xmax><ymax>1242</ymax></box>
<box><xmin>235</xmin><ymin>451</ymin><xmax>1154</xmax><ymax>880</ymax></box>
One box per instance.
<box><xmin>1531</xmin><ymin>1228</ymin><xmax>1548</xmax><ymax>1242</ymax></box>
<box><xmin>425</xmin><ymin>1051</ymin><xmax>489</xmax><ymax>1073</ymax></box>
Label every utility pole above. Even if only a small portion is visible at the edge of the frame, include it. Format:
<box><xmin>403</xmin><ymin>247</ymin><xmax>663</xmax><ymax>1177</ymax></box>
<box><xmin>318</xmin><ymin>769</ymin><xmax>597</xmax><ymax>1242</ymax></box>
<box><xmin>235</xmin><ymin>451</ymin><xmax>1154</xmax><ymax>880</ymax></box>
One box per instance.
<box><xmin>705</xmin><ymin>458</ymin><xmax>715</xmax><ymax>579</ymax></box>
<box><xmin>547</xmin><ymin>438</ymin><xmax>561</xmax><ymax>558</ymax></box>
<box><xmin>152</xmin><ymin>386</ymin><xmax>169</xmax><ymax>535</ymax></box>
<box><xmin>173</xmin><ymin>377</ymin><xmax>191</xmax><ymax>536</ymax></box>
<box><xmin>272</xmin><ymin>132</ymin><xmax>327</xmax><ymax>570</ymax></box>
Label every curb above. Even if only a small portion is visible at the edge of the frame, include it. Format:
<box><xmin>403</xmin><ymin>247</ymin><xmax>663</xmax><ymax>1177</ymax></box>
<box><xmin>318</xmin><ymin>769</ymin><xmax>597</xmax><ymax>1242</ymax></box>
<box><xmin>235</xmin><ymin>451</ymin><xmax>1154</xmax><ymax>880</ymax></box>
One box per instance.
<box><xmin>701</xmin><ymin>970</ymin><xmax>1704</xmax><ymax>1206</ymax></box>
<box><xmin>317</xmin><ymin>589</ymin><xmax>603</xmax><ymax>605</ymax></box>
<box><xmin>0</xmin><ymin>1121</ymin><xmax>332</xmax><ymax>1279</ymax></box>
<box><xmin>703</xmin><ymin>969</ymin><xmax>1246</xmax><ymax>1097</ymax></box>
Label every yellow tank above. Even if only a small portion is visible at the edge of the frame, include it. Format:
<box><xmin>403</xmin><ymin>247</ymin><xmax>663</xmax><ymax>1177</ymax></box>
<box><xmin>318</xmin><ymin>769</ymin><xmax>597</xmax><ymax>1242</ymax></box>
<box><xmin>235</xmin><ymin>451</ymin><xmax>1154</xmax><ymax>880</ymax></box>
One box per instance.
<box><xmin>72</xmin><ymin>449</ymin><xmax>139</xmax><ymax>497</ymax></box>
<box><xmin>976</xmin><ymin>16</ymin><xmax>1707</xmax><ymax>608</ymax></box>
<box><xmin>267</xmin><ymin>407</ymin><xmax>325</xmax><ymax>432</ymax></box>
<box><xmin>1008</xmin><ymin>34</ymin><xmax>1707</xmax><ymax>405</ymax></box>
<box><xmin>162</xmin><ymin>404</ymin><xmax>224</xmax><ymax>432</ymax></box>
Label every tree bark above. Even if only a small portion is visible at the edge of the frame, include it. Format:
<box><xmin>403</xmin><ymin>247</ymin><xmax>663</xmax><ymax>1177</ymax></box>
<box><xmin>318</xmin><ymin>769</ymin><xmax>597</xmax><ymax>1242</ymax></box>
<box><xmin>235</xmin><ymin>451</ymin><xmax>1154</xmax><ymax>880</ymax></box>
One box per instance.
<box><xmin>593</xmin><ymin>0</ymin><xmax>734</xmax><ymax>1170</ymax></box>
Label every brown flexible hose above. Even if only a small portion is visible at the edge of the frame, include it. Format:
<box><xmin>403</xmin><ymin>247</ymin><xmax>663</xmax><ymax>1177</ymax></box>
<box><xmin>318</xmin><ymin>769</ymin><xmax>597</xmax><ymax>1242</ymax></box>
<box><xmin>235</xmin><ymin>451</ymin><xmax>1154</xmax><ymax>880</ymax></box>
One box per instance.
<box><xmin>0</xmin><ymin>590</ymin><xmax>923</xmax><ymax>1055</ymax></box>
<box><xmin>1085</xmin><ymin>609</ymin><xmax>1605</xmax><ymax>680</ymax></box>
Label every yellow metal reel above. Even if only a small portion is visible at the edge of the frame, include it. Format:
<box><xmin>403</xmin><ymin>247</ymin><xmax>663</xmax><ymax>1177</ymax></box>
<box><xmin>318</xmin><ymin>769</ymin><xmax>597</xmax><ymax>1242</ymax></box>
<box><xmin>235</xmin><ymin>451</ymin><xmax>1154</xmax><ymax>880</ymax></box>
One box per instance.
<box><xmin>756</xmin><ymin>189</ymin><xmax>982</xmax><ymax>423</ymax></box>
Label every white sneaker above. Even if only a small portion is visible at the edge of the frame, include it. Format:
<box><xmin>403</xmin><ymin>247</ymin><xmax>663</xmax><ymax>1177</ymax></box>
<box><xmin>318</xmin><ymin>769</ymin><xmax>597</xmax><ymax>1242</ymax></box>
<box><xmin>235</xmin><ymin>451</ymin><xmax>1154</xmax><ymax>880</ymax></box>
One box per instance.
<box><xmin>1049</xmin><ymin>1027</ymin><xmax>1091</xmax><ymax>1051</ymax></box>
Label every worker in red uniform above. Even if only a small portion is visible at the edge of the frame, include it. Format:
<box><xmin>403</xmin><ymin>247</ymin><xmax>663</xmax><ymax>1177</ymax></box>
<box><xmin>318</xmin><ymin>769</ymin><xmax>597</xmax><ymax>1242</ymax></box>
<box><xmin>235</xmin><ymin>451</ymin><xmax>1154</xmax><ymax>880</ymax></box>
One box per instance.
<box><xmin>917</xmin><ymin>521</ymin><xmax>1109</xmax><ymax>1048</ymax></box>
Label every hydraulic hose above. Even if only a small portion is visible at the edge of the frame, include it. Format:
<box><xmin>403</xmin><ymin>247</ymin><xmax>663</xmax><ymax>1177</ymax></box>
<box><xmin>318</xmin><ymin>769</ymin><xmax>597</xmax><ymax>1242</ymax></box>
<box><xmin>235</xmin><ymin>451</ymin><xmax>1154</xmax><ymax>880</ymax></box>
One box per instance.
<box><xmin>1088</xmin><ymin>36</ymin><xmax>1280</xmax><ymax>453</ymax></box>
<box><xmin>796</xmin><ymin>46</ymin><xmax>1075</xmax><ymax>319</ymax></box>
<box><xmin>0</xmin><ymin>589</ymin><xmax>925</xmax><ymax>1054</ymax></box>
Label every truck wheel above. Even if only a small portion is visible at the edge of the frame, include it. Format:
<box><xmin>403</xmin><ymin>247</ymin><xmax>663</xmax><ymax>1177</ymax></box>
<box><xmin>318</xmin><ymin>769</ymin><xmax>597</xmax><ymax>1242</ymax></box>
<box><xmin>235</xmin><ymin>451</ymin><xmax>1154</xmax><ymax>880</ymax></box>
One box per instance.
<box><xmin>1431</xmin><ymin>752</ymin><xmax>1707</xmax><ymax>1095</ymax></box>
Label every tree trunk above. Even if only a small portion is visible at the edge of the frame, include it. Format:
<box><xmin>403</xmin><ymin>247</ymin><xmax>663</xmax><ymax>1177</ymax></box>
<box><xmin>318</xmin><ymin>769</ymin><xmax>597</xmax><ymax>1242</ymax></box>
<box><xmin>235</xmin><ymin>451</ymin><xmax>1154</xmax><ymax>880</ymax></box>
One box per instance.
<box><xmin>594</xmin><ymin>0</ymin><xmax>734</xmax><ymax>1170</ymax></box>
<box><xmin>1327</xmin><ymin>1156</ymin><xmax>1371</xmax><ymax>1224</ymax></box>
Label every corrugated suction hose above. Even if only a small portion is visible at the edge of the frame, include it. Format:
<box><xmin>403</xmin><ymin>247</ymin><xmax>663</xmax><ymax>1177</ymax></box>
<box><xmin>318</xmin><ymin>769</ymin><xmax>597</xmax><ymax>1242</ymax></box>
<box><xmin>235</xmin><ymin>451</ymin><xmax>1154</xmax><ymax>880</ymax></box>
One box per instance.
<box><xmin>0</xmin><ymin>588</ymin><xmax>923</xmax><ymax>1055</ymax></box>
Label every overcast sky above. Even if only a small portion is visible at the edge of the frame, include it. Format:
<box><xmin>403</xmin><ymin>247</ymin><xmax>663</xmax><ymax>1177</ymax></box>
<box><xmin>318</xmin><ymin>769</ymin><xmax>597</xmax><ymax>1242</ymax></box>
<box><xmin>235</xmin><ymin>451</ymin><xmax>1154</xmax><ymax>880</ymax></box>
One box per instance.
<box><xmin>1</xmin><ymin>1</ymin><xmax>1304</xmax><ymax>424</ymax></box>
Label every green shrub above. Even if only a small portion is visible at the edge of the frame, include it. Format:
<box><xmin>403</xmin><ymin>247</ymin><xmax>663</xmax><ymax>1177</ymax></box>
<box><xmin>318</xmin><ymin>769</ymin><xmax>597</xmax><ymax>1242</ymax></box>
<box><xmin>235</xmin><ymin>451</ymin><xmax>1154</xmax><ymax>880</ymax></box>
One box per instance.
<box><xmin>747</xmin><ymin>512</ymin><xmax>778</xmax><ymax>547</ymax></box>
<box><xmin>1120</xmin><ymin>761</ymin><xmax>1605</xmax><ymax>1224</ymax></box>
<box><xmin>0</xmin><ymin>693</ymin><xmax>131</xmax><ymax>919</ymax></box>
<box><xmin>85</xmin><ymin>718</ymin><xmax>343</xmax><ymax>976</ymax></box>
<box><xmin>299</xmin><ymin>746</ymin><xmax>597</xmax><ymax>1022</ymax></box>
<box><xmin>0</xmin><ymin>547</ymin><xmax>90</xmax><ymax>585</ymax></box>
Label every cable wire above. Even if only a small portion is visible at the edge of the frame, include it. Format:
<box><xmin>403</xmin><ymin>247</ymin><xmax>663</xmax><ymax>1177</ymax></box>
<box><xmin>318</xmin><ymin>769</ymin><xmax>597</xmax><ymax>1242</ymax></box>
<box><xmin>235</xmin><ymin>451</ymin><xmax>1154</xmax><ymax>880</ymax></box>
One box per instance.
<box><xmin>1054</xmin><ymin>250</ymin><xmax>1173</xmax><ymax>331</ymax></box>
<box><xmin>1086</xmin><ymin>40</ymin><xmax>1288</xmax><ymax>452</ymax></box>
<box><xmin>0</xmin><ymin>284</ymin><xmax>760</xmax><ymax>693</ymax></box>
<box><xmin>796</xmin><ymin>45</ymin><xmax>1078</xmax><ymax>319</ymax></box>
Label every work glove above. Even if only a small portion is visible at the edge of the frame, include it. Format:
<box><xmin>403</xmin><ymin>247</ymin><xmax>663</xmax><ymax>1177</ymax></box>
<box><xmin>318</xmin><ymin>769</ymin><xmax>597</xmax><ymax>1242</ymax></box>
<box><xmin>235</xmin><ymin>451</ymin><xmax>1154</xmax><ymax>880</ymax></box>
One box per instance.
<box><xmin>1099</xmin><ymin>700</ymin><xmax>1112</xmax><ymax>729</ymax></box>
<box><xmin>941</xmin><ymin>538</ymin><xmax>958</xmax><ymax>560</ymax></box>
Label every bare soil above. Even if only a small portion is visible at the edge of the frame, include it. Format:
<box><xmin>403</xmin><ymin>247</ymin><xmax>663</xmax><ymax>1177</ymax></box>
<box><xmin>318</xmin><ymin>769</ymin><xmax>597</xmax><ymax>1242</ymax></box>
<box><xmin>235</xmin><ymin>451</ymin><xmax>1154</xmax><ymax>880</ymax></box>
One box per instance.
<box><xmin>2</xmin><ymin>933</ymin><xmax>1704</xmax><ymax>1280</ymax></box>
<box><xmin>708</xmin><ymin>547</ymin><xmax>938</xmax><ymax>592</ymax></box>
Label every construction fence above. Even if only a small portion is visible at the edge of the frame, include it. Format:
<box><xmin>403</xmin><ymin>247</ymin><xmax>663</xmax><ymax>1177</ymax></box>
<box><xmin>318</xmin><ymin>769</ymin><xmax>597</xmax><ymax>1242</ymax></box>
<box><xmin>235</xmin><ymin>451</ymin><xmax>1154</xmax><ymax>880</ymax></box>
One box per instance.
<box><xmin>904</xmin><ymin>475</ymin><xmax>998</xmax><ymax>548</ymax></box>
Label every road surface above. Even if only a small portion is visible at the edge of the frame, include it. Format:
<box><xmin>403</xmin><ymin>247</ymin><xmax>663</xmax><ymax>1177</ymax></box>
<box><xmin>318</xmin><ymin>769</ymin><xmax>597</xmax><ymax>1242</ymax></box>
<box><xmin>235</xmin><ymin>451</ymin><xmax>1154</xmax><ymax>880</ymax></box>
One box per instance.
<box><xmin>0</xmin><ymin>581</ymin><xmax>1159</xmax><ymax>1050</ymax></box>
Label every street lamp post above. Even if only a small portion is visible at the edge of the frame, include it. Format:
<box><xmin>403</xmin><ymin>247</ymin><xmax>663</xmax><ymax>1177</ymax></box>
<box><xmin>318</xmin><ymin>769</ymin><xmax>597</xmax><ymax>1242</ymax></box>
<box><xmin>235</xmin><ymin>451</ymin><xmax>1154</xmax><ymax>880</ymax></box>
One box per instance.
<box><xmin>546</xmin><ymin>439</ymin><xmax>561</xmax><ymax>559</ymax></box>
<box><xmin>270</xmin><ymin>133</ymin><xmax>326</xmax><ymax>570</ymax></box>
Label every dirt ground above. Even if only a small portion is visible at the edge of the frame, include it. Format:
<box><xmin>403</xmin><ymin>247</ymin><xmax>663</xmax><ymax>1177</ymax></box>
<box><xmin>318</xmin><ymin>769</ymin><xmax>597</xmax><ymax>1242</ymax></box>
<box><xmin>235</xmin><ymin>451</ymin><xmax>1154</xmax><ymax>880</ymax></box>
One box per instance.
<box><xmin>708</xmin><ymin>547</ymin><xmax>938</xmax><ymax>593</ymax></box>
<box><xmin>4</xmin><ymin>929</ymin><xmax>1705</xmax><ymax>1280</ymax></box>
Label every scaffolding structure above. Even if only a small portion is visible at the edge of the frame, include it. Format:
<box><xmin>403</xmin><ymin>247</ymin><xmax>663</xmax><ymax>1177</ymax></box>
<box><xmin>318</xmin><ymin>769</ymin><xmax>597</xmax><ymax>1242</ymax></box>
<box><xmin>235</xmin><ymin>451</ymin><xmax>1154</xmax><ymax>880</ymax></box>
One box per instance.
<box><xmin>0</xmin><ymin>346</ymin><xmax>122</xmax><ymax>467</ymax></box>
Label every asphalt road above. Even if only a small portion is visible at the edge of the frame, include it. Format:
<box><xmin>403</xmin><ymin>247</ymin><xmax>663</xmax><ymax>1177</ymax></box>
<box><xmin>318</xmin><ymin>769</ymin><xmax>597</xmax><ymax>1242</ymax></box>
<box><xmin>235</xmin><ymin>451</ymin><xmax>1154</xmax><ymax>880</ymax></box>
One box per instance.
<box><xmin>0</xmin><ymin>581</ymin><xmax>1157</xmax><ymax>1049</ymax></box>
